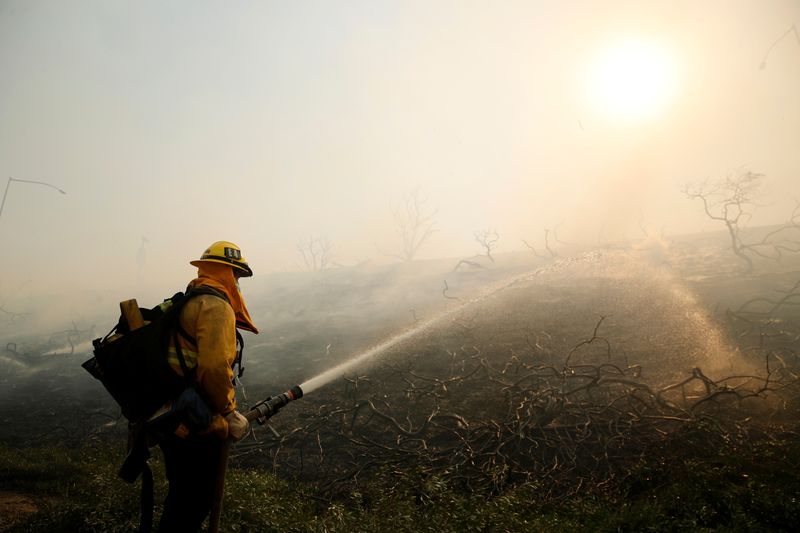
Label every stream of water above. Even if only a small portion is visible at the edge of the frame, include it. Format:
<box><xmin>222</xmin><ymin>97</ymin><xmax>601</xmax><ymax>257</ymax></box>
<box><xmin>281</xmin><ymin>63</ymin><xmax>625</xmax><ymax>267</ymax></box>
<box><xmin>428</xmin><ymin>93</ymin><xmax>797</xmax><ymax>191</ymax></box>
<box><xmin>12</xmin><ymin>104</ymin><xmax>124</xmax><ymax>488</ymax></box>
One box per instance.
<box><xmin>298</xmin><ymin>253</ymin><xmax>604</xmax><ymax>394</ymax></box>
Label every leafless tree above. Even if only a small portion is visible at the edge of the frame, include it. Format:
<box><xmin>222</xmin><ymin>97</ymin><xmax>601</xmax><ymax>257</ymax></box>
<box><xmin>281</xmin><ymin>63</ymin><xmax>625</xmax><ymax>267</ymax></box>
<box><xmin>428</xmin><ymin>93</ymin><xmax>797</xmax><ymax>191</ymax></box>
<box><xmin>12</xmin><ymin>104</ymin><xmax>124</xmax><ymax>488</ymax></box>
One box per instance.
<box><xmin>297</xmin><ymin>236</ymin><xmax>333</xmax><ymax>272</ymax></box>
<box><xmin>474</xmin><ymin>229</ymin><xmax>499</xmax><ymax>263</ymax></box>
<box><xmin>391</xmin><ymin>189</ymin><xmax>438</xmax><ymax>261</ymax></box>
<box><xmin>683</xmin><ymin>171</ymin><xmax>800</xmax><ymax>274</ymax></box>
<box><xmin>524</xmin><ymin>221</ymin><xmax>565</xmax><ymax>258</ymax></box>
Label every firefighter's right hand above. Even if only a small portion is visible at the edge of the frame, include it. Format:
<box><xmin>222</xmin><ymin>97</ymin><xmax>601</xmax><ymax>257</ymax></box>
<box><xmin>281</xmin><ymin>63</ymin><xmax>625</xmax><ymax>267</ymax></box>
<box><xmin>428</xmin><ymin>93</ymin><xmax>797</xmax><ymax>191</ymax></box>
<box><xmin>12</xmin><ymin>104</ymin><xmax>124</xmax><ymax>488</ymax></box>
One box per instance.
<box><xmin>225</xmin><ymin>410</ymin><xmax>249</xmax><ymax>441</ymax></box>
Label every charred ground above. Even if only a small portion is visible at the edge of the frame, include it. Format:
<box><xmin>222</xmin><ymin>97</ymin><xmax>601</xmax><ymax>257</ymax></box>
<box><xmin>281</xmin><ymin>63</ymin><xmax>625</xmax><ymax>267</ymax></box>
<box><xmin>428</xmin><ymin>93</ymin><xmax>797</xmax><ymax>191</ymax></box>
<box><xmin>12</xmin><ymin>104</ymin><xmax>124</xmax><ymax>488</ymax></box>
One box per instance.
<box><xmin>1</xmin><ymin>229</ymin><xmax>800</xmax><ymax>531</ymax></box>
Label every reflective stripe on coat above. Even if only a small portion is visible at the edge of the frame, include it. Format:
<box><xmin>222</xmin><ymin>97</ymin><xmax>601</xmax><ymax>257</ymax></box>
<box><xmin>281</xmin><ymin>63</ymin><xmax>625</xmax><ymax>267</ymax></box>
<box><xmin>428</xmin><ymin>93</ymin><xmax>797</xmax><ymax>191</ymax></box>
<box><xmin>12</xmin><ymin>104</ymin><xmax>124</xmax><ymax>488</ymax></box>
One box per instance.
<box><xmin>167</xmin><ymin>292</ymin><xmax>238</xmax><ymax>416</ymax></box>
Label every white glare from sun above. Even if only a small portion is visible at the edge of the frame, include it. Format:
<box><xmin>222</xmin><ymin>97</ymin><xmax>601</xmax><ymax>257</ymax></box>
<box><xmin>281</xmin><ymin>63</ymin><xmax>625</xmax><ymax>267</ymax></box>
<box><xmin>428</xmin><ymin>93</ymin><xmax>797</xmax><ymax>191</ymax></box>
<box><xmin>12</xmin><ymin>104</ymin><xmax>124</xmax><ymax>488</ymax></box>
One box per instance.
<box><xmin>586</xmin><ymin>39</ymin><xmax>678</xmax><ymax>123</ymax></box>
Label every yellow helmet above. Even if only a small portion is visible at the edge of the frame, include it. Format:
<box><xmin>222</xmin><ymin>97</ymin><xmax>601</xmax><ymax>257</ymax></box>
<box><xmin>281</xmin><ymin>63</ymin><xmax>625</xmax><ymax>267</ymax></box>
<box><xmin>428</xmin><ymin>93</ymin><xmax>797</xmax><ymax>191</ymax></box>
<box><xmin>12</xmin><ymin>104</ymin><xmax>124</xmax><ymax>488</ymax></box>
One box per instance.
<box><xmin>190</xmin><ymin>241</ymin><xmax>253</xmax><ymax>277</ymax></box>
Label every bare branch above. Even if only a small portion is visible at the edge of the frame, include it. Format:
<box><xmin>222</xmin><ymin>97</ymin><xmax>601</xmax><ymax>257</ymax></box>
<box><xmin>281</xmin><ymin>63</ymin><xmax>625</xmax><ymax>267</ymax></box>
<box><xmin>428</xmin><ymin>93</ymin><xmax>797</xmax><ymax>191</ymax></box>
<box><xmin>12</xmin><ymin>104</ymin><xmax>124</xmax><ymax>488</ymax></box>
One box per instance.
<box><xmin>442</xmin><ymin>280</ymin><xmax>460</xmax><ymax>300</ymax></box>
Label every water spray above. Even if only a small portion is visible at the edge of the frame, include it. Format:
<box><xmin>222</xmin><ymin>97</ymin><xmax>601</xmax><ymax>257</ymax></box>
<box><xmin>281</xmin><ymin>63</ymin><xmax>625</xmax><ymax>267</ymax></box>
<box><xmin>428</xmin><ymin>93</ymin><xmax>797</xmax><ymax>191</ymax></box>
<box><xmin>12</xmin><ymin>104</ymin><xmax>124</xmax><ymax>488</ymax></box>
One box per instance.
<box><xmin>294</xmin><ymin>253</ymin><xmax>607</xmax><ymax>394</ymax></box>
<box><xmin>239</xmin><ymin>255</ymin><xmax>606</xmax><ymax>406</ymax></box>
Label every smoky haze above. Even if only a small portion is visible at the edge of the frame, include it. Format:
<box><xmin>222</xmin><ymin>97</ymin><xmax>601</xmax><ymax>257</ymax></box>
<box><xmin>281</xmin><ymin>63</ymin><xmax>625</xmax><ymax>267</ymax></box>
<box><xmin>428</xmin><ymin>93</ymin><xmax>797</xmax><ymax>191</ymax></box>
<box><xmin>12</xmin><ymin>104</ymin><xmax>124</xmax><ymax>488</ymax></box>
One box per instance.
<box><xmin>0</xmin><ymin>0</ymin><xmax>799</xmax><ymax>335</ymax></box>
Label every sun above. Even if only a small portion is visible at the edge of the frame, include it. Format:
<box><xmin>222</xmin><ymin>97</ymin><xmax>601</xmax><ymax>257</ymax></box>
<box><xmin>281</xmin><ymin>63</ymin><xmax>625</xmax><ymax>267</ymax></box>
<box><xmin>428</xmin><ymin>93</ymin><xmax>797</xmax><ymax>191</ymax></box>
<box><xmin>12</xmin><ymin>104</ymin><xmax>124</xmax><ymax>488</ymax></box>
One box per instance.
<box><xmin>585</xmin><ymin>37</ymin><xmax>679</xmax><ymax>123</ymax></box>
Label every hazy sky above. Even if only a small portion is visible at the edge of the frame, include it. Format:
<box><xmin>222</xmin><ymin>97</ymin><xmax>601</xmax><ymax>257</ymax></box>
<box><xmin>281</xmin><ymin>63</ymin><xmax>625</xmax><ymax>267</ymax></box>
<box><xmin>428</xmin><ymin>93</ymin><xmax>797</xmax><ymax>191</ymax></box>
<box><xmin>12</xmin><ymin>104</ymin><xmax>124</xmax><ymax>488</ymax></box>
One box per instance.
<box><xmin>1</xmin><ymin>0</ymin><xmax>798</xmax><ymax>302</ymax></box>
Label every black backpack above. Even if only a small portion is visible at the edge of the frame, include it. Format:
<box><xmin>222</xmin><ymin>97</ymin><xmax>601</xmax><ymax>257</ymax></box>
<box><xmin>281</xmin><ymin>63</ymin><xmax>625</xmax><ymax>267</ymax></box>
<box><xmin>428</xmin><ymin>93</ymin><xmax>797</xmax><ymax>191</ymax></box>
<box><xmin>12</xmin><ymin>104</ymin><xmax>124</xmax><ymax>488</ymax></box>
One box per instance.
<box><xmin>82</xmin><ymin>285</ymin><xmax>243</xmax><ymax>424</ymax></box>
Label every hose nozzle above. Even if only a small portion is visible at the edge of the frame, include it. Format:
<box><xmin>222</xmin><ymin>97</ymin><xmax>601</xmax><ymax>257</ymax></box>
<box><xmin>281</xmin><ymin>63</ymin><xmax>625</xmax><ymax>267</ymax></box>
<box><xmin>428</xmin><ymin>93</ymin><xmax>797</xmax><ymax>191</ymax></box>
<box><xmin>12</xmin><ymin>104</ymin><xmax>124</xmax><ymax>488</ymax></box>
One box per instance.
<box><xmin>288</xmin><ymin>384</ymin><xmax>303</xmax><ymax>400</ymax></box>
<box><xmin>246</xmin><ymin>385</ymin><xmax>304</xmax><ymax>424</ymax></box>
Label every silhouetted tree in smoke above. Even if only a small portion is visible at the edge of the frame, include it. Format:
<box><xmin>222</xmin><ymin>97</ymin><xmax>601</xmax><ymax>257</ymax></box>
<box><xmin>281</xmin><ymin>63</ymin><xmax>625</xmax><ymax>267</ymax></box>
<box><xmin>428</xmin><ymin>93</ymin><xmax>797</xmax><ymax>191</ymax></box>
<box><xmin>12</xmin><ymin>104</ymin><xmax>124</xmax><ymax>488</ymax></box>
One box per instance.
<box><xmin>297</xmin><ymin>236</ymin><xmax>334</xmax><ymax>272</ymax></box>
<box><xmin>523</xmin><ymin>222</ymin><xmax>565</xmax><ymax>258</ymax></box>
<box><xmin>683</xmin><ymin>171</ymin><xmax>800</xmax><ymax>274</ymax></box>
<box><xmin>390</xmin><ymin>189</ymin><xmax>438</xmax><ymax>261</ymax></box>
<box><xmin>474</xmin><ymin>229</ymin><xmax>500</xmax><ymax>263</ymax></box>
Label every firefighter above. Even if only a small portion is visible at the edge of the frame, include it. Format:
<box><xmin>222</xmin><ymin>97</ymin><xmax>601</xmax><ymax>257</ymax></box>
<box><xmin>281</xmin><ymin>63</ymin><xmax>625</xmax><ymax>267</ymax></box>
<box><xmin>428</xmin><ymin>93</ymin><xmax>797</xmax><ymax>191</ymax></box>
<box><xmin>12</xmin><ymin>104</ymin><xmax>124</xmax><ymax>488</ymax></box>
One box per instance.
<box><xmin>157</xmin><ymin>241</ymin><xmax>258</xmax><ymax>533</ymax></box>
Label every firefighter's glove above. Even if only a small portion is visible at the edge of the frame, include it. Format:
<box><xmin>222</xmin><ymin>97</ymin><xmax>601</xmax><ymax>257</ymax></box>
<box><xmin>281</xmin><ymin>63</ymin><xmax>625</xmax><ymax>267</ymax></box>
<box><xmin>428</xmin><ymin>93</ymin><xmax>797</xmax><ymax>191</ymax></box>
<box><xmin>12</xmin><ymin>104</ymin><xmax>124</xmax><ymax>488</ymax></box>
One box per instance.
<box><xmin>225</xmin><ymin>410</ymin><xmax>249</xmax><ymax>442</ymax></box>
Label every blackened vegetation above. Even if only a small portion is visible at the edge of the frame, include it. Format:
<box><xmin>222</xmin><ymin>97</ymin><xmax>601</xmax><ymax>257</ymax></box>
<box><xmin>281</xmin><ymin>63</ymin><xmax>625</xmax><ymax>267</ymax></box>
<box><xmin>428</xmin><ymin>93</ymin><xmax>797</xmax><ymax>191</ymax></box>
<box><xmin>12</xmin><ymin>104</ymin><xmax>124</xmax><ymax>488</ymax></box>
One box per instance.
<box><xmin>234</xmin><ymin>278</ymin><xmax>800</xmax><ymax>503</ymax></box>
<box><xmin>0</xmin><ymin>323</ymin><xmax>121</xmax><ymax>448</ymax></box>
<box><xmin>2</xmin><ymin>235</ymin><xmax>800</xmax><ymax>529</ymax></box>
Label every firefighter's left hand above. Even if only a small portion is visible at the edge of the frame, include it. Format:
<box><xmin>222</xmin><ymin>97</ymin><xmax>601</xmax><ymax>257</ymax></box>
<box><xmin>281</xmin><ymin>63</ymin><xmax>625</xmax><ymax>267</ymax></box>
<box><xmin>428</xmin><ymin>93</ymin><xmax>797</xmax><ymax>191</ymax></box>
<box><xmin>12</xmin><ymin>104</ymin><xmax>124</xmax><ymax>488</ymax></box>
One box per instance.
<box><xmin>225</xmin><ymin>410</ymin><xmax>249</xmax><ymax>441</ymax></box>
